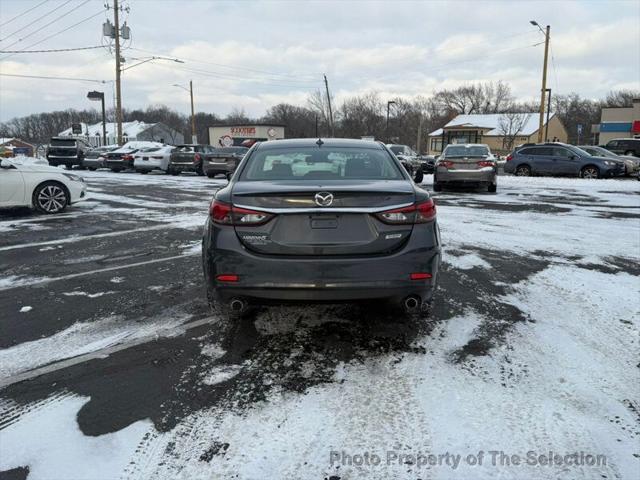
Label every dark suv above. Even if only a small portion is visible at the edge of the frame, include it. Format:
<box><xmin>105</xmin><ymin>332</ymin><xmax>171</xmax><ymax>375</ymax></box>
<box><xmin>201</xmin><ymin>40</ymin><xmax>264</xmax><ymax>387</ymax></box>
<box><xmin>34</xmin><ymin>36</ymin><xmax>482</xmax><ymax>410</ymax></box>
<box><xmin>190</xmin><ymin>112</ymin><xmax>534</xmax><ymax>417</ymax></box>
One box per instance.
<box><xmin>603</xmin><ymin>138</ymin><xmax>640</xmax><ymax>157</ymax></box>
<box><xmin>46</xmin><ymin>137</ymin><xmax>91</xmax><ymax>169</ymax></box>
<box><xmin>504</xmin><ymin>143</ymin><xmax>625</xmax><ymax>178</ymax></box>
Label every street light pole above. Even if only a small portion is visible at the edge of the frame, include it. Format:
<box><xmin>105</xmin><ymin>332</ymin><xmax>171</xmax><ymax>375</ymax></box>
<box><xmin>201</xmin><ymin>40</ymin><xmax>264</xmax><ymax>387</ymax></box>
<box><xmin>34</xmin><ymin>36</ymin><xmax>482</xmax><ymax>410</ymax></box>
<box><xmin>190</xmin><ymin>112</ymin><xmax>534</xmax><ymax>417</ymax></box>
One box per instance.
<box><xmin>189</xmin><ymin>80</ymin><xmax>196</xmax><ymax>143</ymax></box>
<box><xmin>386</xmin><ymin>100</ymin><xmax>396</xmax><ymax>143</ymax></box>
<box><xmin>531</xmin><ymin>21</ymin><xmax>550</xmax><ymax>144</ymax></box>
<box><xmin>545</xmin><ymin>88</ymin><xmax>552</xmax><ymax>142</ymax></box>
<box><xmin>87</xmin><ymin>90</ymin><xmax>107</xmax><ymax>146</ymax></box>
<box><xmin>173</xmin><ymin>81</ymin><xmax>197</xmax><ymax>143</ymax></box>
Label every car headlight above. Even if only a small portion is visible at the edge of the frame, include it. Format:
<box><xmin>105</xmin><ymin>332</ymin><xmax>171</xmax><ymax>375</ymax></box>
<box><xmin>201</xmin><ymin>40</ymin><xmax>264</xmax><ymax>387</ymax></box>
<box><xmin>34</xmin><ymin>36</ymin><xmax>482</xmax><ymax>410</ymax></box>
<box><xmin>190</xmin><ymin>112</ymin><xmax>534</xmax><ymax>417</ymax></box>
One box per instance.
<box><xmin>63</xmin><ymin>173</ymin><xmax>84</xmax><ymax>182</ymax></box>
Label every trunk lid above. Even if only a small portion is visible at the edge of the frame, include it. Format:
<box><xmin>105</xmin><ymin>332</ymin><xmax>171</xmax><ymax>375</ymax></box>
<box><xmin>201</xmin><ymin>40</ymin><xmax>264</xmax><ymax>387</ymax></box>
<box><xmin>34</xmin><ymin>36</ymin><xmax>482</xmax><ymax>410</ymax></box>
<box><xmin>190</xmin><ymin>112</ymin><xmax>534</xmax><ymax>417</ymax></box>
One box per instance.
<box><xmin>231</xmin><ymin>180</ymin><xmax>415</xmax><ymax>256</ymax></box>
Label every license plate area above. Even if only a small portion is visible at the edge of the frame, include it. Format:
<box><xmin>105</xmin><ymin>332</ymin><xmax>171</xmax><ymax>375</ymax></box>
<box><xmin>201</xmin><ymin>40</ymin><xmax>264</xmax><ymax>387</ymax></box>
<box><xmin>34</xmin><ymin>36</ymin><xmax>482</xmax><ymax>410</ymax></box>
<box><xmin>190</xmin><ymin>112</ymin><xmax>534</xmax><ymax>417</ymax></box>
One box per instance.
<box><xmin>310</xmin><ymin>215</ymin><xmax>338</xmax><ymax>229</ymax></box>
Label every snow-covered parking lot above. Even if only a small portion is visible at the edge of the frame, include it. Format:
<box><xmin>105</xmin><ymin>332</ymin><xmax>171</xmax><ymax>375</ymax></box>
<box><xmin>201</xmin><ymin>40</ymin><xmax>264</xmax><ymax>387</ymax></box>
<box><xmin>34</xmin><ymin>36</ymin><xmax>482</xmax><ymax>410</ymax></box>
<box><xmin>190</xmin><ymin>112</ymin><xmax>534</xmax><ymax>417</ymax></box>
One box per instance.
<box><xmin>0</xmin><ymin>171</ymin><xmax>638</xmax><ymax>480</ymax></box>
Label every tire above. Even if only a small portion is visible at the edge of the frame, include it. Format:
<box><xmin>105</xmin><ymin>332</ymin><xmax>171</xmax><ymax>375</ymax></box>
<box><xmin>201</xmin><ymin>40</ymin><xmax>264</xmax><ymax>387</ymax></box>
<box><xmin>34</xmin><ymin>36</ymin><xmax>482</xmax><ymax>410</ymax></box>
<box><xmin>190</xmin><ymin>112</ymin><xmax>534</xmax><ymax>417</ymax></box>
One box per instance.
<box><xmin>515</xmin><ymin>165</ymin><xmax>532</xmax><ymax>176</ymax></box>
<box><xmin>624</xmin><ymin>150</ymin><xmax>634</xmax><ymax>156</ymax></box>
<box><xmin>33</xmin><ymin>181</ymin><xmax>69</xmax><ymax>214</ymax></box>
<box><xmin>65</xmin><ymin>164</ymin><xmax>73</xmax><ymax>170</ymax></box>
<box><xmin>196</xmin><ymin>165</ymin><xmax>205</xmax><ymax>176</ymax></box>
<box><xmin>88</xmin><ymin>167</ymin><xmax>96</xmax><ymax>171</ymax></box>
<box><xmin>138</xmin><ymin>170</ymin><xmax>148</xmax><ymax>174</ymax></box>
<box><xmin>433</xmin><ymin>181</ymin><xmax>442</xmax><ymax>192</ymax></box>
<box><xmin>110</xmin><ymin>168</ymin><xmax>122</xmax><ymax>172</ymax></box>
<box><xmin>581</xmin><ymin>165</ymin><xmax>600</xmax><ymax>179</ymax></box>
<box><xmin>488</xmin><ymin>183</ymin><xmax>497</xmax><ymax>193</ymax></box>
<box><xmin>207</xmin><ymin>172</ymin><xmax>216</xmax><ymax>179</ymax></box>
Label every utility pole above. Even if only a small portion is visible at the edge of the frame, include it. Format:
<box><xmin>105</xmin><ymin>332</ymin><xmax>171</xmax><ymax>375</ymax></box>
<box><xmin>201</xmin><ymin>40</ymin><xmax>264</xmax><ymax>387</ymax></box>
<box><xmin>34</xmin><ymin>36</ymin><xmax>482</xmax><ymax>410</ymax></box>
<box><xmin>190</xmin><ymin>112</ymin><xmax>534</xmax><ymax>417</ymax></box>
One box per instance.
<box><xmin>189</xmin><ymin>80</ymin><xmax>196</xmax><ymax>143</ymax></box>
<box><xmin>113</xmin><ymin>0</ymin><xmax>123</xmax><ymax>145</ymax></box>
<box><xmin>323</xmin><ymin>74</ymin><xmax>334</xmax><ymax>137</ymax></box>
<box><xmin>532</xmin><ymin>21</ymin><xmax>551</xmax><ymax>144</ymax></box>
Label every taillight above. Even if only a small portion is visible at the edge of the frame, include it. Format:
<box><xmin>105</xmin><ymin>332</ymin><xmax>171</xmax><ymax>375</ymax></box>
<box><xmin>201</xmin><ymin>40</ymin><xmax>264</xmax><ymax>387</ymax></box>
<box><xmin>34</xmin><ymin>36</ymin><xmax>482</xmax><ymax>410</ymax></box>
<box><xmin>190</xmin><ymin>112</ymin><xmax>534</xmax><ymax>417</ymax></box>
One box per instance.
<box><xmin>151</xmin><ymin>156</ymin><xmax>163</xmax><ymax>160</ymax></box>
<box><xmin>506</xmin><ymin>154</ymin><xmax>513</xmax><ymax>162</ymax></box>
<box><xmin>123</xmin><ymin>154</ymin><xmax>134</xmax><ymax>161</ymax></box>
<box><xmin>216</xmin><ymin>274</ymin><xmax>238</xmax><ymax>282</ymax></box>
<box><xmin>209</xmin><ymin>200</ymin><xmax>274</xmax><ymax>226</ymax></box>
<box><xmin>375</xmin><ymin>199</ymin><xmax>436</xmax><ymax>225</ymax></box>
<box><xmin>437</xmin><ymin>160</ymin><xmax>454</xmax><ymax>168</ymax></box>
<box><xmin>194</xmin><ymin>153</ymin><xmax>202</xmax><ymax>163</ymax></box>
<box><xmin>410</xmin><ymin>272</ymin><xmax>432</xmax><ymax>280</ymax></box>
<box><xmin>477</xmin><ymin>160</ymin><xmax>494</xmax><ymax>167</ymax></box>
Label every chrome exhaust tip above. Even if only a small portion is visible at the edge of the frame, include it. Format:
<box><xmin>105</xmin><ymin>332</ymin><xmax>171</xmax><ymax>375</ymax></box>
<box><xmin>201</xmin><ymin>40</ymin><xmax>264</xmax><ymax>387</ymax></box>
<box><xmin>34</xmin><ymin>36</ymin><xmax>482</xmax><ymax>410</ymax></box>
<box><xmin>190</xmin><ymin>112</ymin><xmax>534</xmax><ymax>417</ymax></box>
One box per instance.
<box><xmin>229</xmin><ymin>298</ymin><xmax>247</xmax><ymax>313</ymax></box>
<box><xmin>404</xmin><ymin>295</ymin><xmax>421</xmax><ymax>312</ymax></box>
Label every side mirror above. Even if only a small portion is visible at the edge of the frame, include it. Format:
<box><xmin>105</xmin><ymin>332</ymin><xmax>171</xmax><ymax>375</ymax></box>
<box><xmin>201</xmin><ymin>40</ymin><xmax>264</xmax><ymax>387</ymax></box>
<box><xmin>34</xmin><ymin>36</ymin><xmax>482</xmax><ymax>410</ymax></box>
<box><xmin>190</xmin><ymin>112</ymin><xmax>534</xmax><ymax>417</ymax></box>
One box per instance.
<box><xmin>1</xmin><ymin>158</ymin><xmax>13</xmax><ymax>169</ymax></box>
<box><xmin>414</xmin><ymin>169</ymin><xmax>424</xmax><ymax>184</ymax></box>
<box><xmin>570</xmin><ymin>155</ymin><xmax>577</xmax><ymax>160</ymax></box>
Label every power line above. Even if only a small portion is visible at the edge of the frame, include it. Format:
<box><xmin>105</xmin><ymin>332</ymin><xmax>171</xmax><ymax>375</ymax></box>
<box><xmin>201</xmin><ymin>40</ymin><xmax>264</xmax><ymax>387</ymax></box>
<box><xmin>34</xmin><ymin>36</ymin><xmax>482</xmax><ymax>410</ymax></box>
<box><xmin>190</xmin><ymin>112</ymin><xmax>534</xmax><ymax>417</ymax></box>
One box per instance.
<box><xmin>128</xmin><ymin>47</ymin><xmax>320</xmax><ymax>82</ymax></box>
<box><xmin>151</xmin><ymin>61</ymin><xmax>319</xmax><ymax>89</ymax></box>
<box><xmin>0</xmin><ymin>45</ymin><xmax>104</xmax><ymax>54</ymax></box>
<box><xmin>0</xmin><ymin>0</ymin><xmax>73</xmax><ymax>42</ymax></box>
<box><xmin>0</xmin><ymin>9</ymin><xmax>107</xmax><ymax>61</ymax></box>
<box><xmin>0</xmin><ymin>72</ymin><xmax>109</xmax><ymax>83</ymax></box>
<box><xmin>2</xmin><ymin>0</ymin><xmax>91</xmax><ymax>50</ymax></box>
<box><xmin>0</xmin><ymin>0</ymin><xmax>50</xmax><ymax>28</ymax></box>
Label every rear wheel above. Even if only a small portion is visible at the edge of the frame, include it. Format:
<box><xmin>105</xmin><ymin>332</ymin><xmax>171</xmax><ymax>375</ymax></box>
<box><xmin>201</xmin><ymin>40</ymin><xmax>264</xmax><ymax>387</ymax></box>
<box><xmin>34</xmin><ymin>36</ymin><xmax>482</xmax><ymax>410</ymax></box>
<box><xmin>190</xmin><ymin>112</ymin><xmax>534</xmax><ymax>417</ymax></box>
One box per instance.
<box><xmin>87</xmin><ymin>167</ymin><xmax>96</xmax><ymax>171</ymax></box>
<box><xmin>207</xmin><ymin>172</ymin><xmax>216</xmax><ymax>178</ymax></box>
<box><xmin>138</xmin><ymin>170</ymin><xmax>148</xmax><ymax>174</ymax></box>
<box><xmin>515</xmin><ymin>165</ymin><xmax>531</xmax><ymax>176</ymax></box>
<box><xmin>433</xmin><ymin>181</ymin><xmax>442</xmax><ymax>192</ymax></box>
<box><xmin>33</xmin><ymin>181</ymin><xmax>69</xmax><ymax>214</ymax></box>
<box><xmin>488</xmin><ymin>183</ymin><xmax>497</xmax><ymax>193</ymax></box>
<box><xmin>581</xmin><ymin>165</ymin><xmax>600</xmax><ymax>179</ymax></box>
<box><xmin>196</xmin><ymin>165</ymin><xmax>205</xmax><ymax>176</ymax></box>
<box><xmin>65</xmin><ymin>164</ymin><xmax>73</xmax><ymax>170</ymax></box>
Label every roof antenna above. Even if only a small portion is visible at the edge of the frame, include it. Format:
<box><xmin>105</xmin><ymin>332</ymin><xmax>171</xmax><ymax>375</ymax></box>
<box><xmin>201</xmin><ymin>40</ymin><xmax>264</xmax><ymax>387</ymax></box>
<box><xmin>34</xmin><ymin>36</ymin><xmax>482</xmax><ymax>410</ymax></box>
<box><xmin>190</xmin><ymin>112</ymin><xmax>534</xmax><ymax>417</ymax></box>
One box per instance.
<box><xmin>316</xmin><ymin>138</ymin><xmax>324</xmax><ymax>147</ymax></box>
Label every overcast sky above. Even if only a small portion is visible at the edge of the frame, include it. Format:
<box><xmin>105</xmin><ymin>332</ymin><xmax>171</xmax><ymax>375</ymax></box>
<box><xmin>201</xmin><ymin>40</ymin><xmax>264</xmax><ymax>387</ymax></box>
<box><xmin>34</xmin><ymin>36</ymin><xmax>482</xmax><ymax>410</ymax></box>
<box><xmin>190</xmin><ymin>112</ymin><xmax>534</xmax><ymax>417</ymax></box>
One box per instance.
<box><xmin>0</xmin><ymin>0</ymin><xmax>639</xmax><ymax>122</ymax></box>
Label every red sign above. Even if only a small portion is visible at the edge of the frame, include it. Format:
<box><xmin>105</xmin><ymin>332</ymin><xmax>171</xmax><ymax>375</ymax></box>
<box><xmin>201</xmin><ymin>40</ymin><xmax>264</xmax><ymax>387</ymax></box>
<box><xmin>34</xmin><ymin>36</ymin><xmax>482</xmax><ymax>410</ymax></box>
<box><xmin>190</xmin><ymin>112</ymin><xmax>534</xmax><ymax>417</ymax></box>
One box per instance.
<box><xmin>631</xmin><ymin>121</ymin><xmax>640</xmax><ymax>133</ymax></box>
<box><xmin>230</xmin><ymin>127</ymin><xmax>256</xmax><ymax>136</ymax></box>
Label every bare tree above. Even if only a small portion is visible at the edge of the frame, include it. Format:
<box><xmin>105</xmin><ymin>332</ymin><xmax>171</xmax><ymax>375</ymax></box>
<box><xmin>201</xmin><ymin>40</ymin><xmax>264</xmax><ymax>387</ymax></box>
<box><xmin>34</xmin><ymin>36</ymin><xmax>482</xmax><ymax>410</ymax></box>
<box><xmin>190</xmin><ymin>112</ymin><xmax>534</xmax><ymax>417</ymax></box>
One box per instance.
<box><xmin>498</xmin><ymin>112</ymin><xmax>530</xmax><ymax>151</ymax></box>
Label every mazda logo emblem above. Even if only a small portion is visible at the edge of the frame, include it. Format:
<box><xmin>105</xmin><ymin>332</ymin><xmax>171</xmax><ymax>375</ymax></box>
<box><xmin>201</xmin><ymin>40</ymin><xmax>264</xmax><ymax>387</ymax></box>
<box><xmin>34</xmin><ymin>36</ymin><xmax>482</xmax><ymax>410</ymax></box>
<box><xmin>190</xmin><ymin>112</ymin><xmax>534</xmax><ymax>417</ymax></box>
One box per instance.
<box><xmin>314</xmin><ymin>192</ymin><xmax>334</xmax><ymax>207</ymax></box>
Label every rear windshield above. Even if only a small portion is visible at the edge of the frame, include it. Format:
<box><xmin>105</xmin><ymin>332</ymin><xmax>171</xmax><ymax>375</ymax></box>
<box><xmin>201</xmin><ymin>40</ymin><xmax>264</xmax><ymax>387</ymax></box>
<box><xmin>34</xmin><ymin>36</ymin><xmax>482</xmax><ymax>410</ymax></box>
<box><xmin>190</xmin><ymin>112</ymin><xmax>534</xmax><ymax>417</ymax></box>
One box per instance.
<box><xmin>50</xmin><ymin>138</ymin><xmax>76</xmax><ymax>147</ymax></box>
<box><xmin>444</xmin><ymin>145</ymin><xmax>489</xmax><ymax>157</ymax></box>
<box><xmin>241</xmin><ymin>147</ymin><xmax>404</xmax><ymax>181</ymax></box>
<box><xmin>389</xmin><ymin>146</ymin><xmax>403</xmax><ymax>154</ymax></box>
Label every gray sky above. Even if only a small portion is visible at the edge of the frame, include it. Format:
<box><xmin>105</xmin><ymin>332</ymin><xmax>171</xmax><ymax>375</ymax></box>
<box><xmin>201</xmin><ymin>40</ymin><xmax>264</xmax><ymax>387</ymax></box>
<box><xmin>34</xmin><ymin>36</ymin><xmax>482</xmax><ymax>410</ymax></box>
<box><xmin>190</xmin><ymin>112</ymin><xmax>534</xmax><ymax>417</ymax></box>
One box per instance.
<box><xmin>0</xmin><ymin>0</ymin><xmax>639</xmax><ymax>122</ymax></box>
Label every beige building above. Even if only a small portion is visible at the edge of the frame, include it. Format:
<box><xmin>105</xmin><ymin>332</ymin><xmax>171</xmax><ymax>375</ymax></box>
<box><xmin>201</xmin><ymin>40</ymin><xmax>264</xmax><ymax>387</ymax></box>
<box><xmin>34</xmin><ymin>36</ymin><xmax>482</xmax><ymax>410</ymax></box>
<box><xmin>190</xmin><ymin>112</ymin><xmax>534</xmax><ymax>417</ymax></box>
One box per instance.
<box><xmin>597</xmin><ymin>98</ymin><xmax>640</xmax><ymax>145</ymax></box>
<box><xmin>427</xmin><ymin>113</ymin><xmax>567</xmax><ymax>155</ymax></box>
<box><xmin>208</xmin><ymin>124</ymin><xmax>285</xmax><ymax>147</ymax></box>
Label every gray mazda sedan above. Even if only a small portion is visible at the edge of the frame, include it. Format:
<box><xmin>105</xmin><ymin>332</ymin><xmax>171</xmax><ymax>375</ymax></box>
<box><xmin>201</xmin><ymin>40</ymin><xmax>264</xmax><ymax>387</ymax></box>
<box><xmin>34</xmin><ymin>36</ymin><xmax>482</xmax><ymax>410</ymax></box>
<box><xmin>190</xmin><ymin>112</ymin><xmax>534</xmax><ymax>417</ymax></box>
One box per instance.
<box><xmin>202</xmin><ymin>138</ymin><xmax>441</xmax><ymax>317</ymax></box>
<box><xmin>433</xmin><ymin>144</ymin><xmax>497</xmax><ymax>192</ymax></box>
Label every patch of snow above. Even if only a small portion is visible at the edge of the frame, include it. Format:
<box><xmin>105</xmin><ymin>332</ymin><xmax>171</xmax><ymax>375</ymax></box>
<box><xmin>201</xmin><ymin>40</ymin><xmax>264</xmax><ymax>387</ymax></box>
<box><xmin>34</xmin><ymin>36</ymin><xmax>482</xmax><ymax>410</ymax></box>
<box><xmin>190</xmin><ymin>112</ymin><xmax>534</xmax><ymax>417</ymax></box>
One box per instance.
<box><xmin>0</xmin><ymin>313</ymin><xmax>193</xmax><ymax>380</ymax></box>
<box><xmin>0</xmin><ymin>275</ymin><xmax>50</xmax><ymax>291</ymax></box>
<box><xmin>61</xmin><ymin>291</ymin><xmax>115</xmax><ymax>299</ymax></box>
<box><xmin>109</xmin><ymin>276</ymin><xmax>125</xmax><ymax>283</ymax></box>
<box><xmin>445</xmin><ymin>252</ymin><xmax>491</xmax><ymax>270</ymax></box>
<box><xmin>0</xmin><ymin>395</ymin><xmax>153</xmax><ymax>480</ymax></box>
<box><xmin>19</xmin><ymin>306</ymin><xmax>32</xmax><ymax>313</ymax></box>
<box><xmin>201</xmin><ymin>364</ymin><xmax>243</xmax><ymax>386</ymax></box>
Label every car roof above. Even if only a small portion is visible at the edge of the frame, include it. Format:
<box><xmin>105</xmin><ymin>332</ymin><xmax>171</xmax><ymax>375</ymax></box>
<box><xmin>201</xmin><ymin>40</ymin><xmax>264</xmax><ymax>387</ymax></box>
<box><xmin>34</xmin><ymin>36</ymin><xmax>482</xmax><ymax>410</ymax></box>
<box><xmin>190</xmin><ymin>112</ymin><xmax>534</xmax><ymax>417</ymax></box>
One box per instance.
<box><xmin>444</xmin><ymin>143</ymin><xmax>490</xmax><ymax>148</ymax></box>
<box><xmin>256</xmin><ymin>138</ymin><xmax>384</xmax><ymax>151</ymax></box>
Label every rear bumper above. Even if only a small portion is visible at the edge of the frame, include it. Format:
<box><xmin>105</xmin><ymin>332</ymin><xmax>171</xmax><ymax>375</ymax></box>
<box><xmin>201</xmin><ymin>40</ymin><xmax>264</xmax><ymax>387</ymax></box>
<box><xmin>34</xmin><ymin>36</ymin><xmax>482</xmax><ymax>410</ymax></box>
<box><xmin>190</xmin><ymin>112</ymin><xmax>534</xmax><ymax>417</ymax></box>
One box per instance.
<box><xmin>203</xmin><ymin>219</ymin><xmax>442</xmax><ymax>303</ymax></box>
<box><xmin>435</xmin><ymin>167</ymin><xmax>496</xmax><ymax>184</ymax></box>
<box><xmin>105</xmin><ymin>159</ymin><xmax>133</xmax><ymax>170</ymax></box>
<box><xmin>203</xmin><ymin>162</ymin><xmax>233</xmax><ymax>175</ymax></box>
<box><xmin>47</xmin><ymin>155</ymin><xmax>81</xmax><ymax>166</ymax></box>
<box><xmin>134</xmin><ymin>160</ymin><xmax>165</xmax><ymax>171</ymax></box>
<box><xmin>170</xmin><ymin>162</ymin><xmax>199</xmax><ymax>172</ymax></box>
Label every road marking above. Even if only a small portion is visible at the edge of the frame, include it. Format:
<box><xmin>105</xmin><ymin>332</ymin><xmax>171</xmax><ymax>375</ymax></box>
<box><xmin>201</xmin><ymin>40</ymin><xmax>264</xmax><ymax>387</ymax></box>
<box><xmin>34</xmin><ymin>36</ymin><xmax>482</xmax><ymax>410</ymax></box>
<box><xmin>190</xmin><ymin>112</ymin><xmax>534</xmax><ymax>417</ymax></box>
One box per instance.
<box><xmin>0</xmin><ymin>253</ymin><xmax>199</xmax><ymax>291</ymax></box>
<box><xmin>0</xmin><ymin>224</ymin><xmax>170</xmax><ymax>252</ymax></box>
<box><xmin>0</xmin><ymin>316</ymin><xmax>218</xmax><ymax>389</ymax></box>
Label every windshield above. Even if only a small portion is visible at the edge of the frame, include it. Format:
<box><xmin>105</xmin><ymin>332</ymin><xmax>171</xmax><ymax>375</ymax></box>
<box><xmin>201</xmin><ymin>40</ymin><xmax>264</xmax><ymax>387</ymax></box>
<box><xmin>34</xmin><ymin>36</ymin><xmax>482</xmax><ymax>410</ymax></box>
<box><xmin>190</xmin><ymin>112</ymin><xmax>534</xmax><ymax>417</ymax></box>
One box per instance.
<box><xmin>389</xmin><ymin>146</ymin><xmax>403</xmax><ymax>154</ymax></box>
<box><xmin>585</xmin><ymin>146</ymin><xmax>616</xmax><ymax>158</ymax></box>
<box><xmin>240</xmin><ymin>147</ymin><xmax>404</xmax><ymax>181</ymax></box>
<box><xmin>443</xmin><ymin>145</ymin><xmax>489</xmax><ymax>157</ymax></box>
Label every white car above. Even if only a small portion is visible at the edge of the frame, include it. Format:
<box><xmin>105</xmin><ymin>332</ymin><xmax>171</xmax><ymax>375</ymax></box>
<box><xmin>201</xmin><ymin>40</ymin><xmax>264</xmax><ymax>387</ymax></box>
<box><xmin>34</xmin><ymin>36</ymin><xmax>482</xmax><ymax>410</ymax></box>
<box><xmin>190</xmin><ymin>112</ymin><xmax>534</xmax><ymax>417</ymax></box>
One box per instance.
<box><xmin>133</xmin><ymin>145</ymin><xmax>175</xmax><ymax>174</ymax></box>
<box><xmin>0</xmin><ymin>157</ymin><xmax>87</xmax><ymax>214</ymax></box>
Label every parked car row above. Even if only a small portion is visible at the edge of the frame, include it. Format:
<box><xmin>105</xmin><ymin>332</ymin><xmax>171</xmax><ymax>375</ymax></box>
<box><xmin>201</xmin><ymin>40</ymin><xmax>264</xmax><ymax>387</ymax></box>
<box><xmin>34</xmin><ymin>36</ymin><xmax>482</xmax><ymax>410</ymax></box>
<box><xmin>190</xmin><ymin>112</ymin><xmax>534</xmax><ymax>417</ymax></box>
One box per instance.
<box><xmin>45</xmin><ymin>138</ymin><xmax>249</xmax><ymax>178</ymax></box>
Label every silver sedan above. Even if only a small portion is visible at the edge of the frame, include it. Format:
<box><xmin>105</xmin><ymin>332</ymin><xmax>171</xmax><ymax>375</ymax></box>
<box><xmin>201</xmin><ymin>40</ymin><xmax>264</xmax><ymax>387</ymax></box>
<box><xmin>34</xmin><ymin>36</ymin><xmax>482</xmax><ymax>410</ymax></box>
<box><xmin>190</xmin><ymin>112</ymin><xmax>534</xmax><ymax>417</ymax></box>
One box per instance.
<box><xmin>433</xmin><ymin>144</ymin><xmax>497</xmax><ymax>192</ymax></box>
